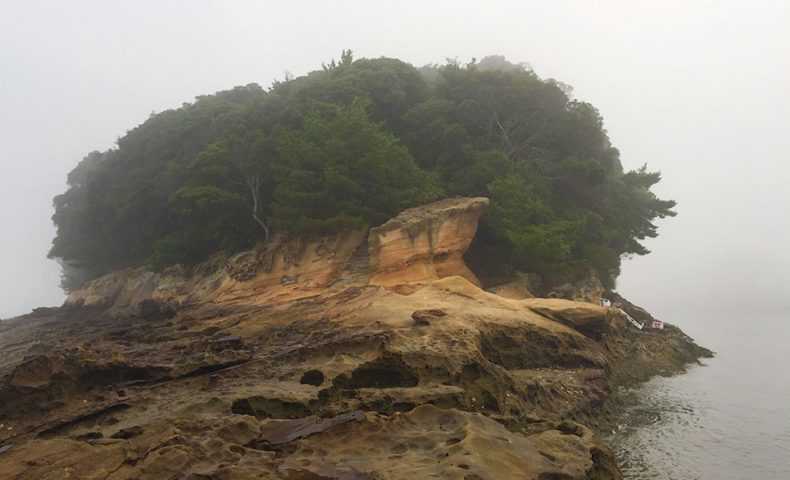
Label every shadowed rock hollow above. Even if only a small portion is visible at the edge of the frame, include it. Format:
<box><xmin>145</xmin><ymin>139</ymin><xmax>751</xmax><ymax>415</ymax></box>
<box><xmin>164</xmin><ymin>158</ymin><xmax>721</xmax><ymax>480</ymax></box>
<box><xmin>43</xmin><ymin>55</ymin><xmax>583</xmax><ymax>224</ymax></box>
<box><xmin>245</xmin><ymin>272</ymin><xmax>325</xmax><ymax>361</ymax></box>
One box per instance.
<box><xmin>0</xmin><ymin>197</ymin><xmax>709</xmax><ymax>479</ymax></box>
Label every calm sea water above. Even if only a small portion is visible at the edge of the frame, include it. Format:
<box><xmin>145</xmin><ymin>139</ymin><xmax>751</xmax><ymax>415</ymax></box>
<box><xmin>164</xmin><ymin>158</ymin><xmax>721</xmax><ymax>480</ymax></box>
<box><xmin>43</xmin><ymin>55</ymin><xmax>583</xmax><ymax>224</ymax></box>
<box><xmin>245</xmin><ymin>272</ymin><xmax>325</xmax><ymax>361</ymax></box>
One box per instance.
<box><xmin>611</xmin><ymin>314</ymin><xmax>790</xmax><ymax>479</ymax></box>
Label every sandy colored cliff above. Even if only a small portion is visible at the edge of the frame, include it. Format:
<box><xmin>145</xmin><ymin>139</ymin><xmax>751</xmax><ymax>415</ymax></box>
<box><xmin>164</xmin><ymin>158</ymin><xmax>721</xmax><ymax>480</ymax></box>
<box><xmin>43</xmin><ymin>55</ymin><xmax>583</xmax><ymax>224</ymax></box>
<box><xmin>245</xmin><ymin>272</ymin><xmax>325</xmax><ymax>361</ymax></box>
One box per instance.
<box><xmin>368</xmin><ymin>197</ymin><xmax>488</xmax><ymax>287</ymax></box>
<box><xmin>0</xmin><ymin>198</ymin><xmax>709</xmax><ymax>480</ymax></box>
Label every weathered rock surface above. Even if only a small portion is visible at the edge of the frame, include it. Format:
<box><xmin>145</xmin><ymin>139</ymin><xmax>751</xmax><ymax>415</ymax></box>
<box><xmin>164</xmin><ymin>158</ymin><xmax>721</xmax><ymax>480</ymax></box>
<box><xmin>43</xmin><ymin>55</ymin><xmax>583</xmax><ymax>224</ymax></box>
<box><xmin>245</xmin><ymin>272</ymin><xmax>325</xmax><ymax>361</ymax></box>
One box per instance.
<box><xmin>65</xmin><ymin>229</ymin><xmax>368</xmax><ymax>316</ymax></box>
<box><xmin>368</xmin><ymin>197</ymin><xmax>488</xmax><ymax>287</ymax></box>
<box><xmin>64</xmin><ymin>197</ymin><xmax>489</xmax><ymax>317</ymax></box>
<box><xmin>523</xmin><ymin>298</ymin><xmax>612</xmax><ymax>338</ymax></box>
<box><xmin>0</xmin><ymin>198</ymin><xmax>710</xmax><ymax>479</ymax></box>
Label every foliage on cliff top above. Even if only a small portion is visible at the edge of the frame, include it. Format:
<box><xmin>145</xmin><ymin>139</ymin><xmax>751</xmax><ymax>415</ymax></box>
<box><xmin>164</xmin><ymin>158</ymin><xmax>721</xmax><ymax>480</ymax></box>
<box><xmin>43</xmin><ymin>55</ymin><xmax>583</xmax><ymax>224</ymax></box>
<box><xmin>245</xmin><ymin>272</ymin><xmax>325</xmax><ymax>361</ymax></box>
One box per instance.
<box><xmin>49</xmin><ymin>52</ymin><xmax>675</xmax><ymax>291</ymax></box>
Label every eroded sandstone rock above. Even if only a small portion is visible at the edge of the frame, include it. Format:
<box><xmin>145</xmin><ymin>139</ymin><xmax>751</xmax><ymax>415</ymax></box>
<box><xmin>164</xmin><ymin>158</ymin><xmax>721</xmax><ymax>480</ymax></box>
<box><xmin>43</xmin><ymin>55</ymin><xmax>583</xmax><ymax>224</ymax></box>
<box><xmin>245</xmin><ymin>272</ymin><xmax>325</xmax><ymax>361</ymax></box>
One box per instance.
<box><xmin>0</xmin><ymin>198</ymin><xmax>711</xmax><ymax>479</ymax></box>
<box><xmin>523</xmin><ymin>298</ymin><xmax>612</xmax><ymax>338</ymax></box>
<box><xmin>368</xmin><ymin>197</ymin><xmax>489</xmax><ymax>287</ymax></box>
<box><xmin>64</xmin><ymin>229</ymin><xmax>368</xmax><ymax>315</ymax></box>
<box><xmin>64</xmin><ymin>197</ymin><xmax>491</xmax><ymax>317</ymax></box>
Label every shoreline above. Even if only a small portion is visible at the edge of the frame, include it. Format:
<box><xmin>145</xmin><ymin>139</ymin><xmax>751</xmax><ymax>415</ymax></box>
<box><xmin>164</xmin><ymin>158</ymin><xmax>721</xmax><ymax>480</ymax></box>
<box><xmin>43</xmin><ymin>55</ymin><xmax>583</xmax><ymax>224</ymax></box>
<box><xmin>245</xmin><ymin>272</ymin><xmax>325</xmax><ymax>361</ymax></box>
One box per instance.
<box><xmin>0</xmin><ymin>288</ymin><xmax>710</xmax><ymax>480</ymax></box>
<box><xmin>0</xmin><ymin>199</ymin><xmax>710</xmax><ymax>479</ymax></box>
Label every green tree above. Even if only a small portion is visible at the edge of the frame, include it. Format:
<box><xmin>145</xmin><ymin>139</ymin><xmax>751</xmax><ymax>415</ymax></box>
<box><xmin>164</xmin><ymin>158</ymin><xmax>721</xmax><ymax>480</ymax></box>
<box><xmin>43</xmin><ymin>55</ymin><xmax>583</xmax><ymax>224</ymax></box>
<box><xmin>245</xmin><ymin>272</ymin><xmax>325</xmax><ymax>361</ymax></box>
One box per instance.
<box><xmin>270</xmin><ymin>100</ymin><xmax>440</xmax><ymax>235</ymax></box>
<box><xmin>49</xmin><ymin>53</ymin><xmax>675</xmax><ymax>293</ymax></box>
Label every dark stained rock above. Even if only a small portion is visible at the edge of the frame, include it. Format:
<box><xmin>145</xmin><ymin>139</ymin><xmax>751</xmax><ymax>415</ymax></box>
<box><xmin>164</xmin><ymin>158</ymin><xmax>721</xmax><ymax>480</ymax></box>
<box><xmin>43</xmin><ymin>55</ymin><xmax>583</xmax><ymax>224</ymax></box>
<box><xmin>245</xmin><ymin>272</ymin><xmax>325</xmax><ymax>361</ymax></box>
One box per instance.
<box><xmin>110</xmin><ymin>426</ymin><xmax>143</xmax><ymax>439</ymax></box>
<box><xmin>138</xmin><ymin>298</ymin><xmax>176</xmax><ymax>320</ymax></box>
<box><xmin>256</xmin><ymin>411</ymin><xmax>365</xmax><ymax>445</ymax></box>
<box><xmin>411</xmin><ymin>309</ymin><xmax>447</xmax><ymax>326</ymax></box>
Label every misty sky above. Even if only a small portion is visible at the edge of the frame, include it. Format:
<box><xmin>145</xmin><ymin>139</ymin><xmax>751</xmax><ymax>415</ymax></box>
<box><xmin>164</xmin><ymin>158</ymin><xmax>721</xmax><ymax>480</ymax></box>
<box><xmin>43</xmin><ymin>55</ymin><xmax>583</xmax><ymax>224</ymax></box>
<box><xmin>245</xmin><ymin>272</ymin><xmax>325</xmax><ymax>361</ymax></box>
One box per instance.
<box><xmin>2</xmin><ymin>0</ymin><xmax>788</xmax><ymax>335</ymax></box>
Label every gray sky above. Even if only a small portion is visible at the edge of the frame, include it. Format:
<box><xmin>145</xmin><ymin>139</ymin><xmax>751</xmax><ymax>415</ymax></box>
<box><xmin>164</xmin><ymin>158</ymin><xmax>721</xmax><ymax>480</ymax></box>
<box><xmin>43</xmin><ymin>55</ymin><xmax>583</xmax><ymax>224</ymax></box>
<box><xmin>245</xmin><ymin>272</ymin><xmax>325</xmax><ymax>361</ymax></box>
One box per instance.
<box><xmin>2</xmin><ymin>1</ymin><xmax>789</xmax><ymax>332</ymax></box>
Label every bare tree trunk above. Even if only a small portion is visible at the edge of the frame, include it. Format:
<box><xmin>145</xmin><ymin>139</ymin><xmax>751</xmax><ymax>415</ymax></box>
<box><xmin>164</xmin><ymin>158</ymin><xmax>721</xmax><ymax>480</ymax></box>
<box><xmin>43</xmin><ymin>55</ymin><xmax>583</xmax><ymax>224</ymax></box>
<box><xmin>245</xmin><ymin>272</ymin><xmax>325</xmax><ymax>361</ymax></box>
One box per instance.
<box><xmin>469</xmin><ymin>99</ymin><xmax>546</xmax><ymax>165</ymax></box>
<box><xmin>491</xmin><ymin>109</ymin><xmax>545</xmax><ymax>163</ymax></box>
<box><xmin>247</xmin><ymin>176</ymin><xmax>269</xmax><ymax>241</ymax></box>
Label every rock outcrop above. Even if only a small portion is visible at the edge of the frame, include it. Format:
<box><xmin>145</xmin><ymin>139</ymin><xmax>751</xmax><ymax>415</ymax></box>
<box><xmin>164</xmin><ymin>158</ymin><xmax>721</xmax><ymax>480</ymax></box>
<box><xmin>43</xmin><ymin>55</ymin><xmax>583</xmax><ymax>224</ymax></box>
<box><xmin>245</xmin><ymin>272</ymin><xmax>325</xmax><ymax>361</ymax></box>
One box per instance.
<box><xmin>368</xmin><ymin>197</ymin><xmax>488</xmax><ymax>287</ymax></box>
<box><xmin>65</xmin><ymin>197</ymin><xmax>490</xmax><ymax>316</ymax></box>
<box><xmin>0</xmin><ymin>198</ymin><xmax>710</xmax><ymax>479</ymax></box>
<box><xmin>65</xmin><ymin>229</ymin><xmax>368</xmax><ymax>315</ymax></box>
<box><xmin>523</xmin><ymin>298</ymin><xmax>612</xmax><ymax>338</ymax></box>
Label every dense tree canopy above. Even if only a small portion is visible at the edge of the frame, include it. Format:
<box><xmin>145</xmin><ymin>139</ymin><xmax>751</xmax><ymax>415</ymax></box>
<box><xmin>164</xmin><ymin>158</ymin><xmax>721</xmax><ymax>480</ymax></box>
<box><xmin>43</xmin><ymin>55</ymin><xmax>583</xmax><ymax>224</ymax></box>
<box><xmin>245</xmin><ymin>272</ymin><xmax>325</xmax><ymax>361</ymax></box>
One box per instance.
<box><xmin>50</xmin><ymin>52</ymin><xmax>675</xmax><ymax>291</ymax></box>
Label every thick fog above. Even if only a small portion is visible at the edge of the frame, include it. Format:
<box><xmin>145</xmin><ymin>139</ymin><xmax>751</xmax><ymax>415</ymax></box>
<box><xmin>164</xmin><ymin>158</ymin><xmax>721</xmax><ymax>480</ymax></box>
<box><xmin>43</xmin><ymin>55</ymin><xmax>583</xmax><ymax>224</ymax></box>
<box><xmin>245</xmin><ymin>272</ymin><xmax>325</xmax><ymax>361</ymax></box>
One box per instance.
<box><xmin>2</xmin><ymin>1</ymin><xmax>788</xmax><ymax>332</ymax></box>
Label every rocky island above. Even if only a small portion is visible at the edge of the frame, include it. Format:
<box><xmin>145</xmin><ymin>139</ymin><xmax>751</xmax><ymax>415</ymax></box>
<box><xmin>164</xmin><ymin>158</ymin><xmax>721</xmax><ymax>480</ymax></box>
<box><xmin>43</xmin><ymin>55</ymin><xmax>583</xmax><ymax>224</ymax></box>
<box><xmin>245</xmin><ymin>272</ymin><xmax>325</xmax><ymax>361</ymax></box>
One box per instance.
<box><xmin>0</xmin><ymin>197</ymin><xmax>709</xmax><ymax>479</ymax></box>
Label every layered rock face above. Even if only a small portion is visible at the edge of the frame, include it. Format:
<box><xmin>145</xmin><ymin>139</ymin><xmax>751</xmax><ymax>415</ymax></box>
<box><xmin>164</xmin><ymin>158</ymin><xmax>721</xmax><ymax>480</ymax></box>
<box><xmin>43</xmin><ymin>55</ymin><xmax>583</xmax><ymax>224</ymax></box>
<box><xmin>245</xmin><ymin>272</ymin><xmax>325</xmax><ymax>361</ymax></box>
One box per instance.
<box><xmin>368</xmin><ymin>197</ymin><xmax>488</xmax><ymax>287</ymax></box>
<box><xmin>0</xmin><ymin>198</ymin><xmax>709</xmax><ymax>480</ymax></box>
<box><xmin>64</xmin><ymin>197</ymin><xmax>489</xmax><ymax>315</ymax></box>
<box><xmin>65</xmin><ymin>229</ymin><xmax>368</xmax><ymax>315</ymax></box>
